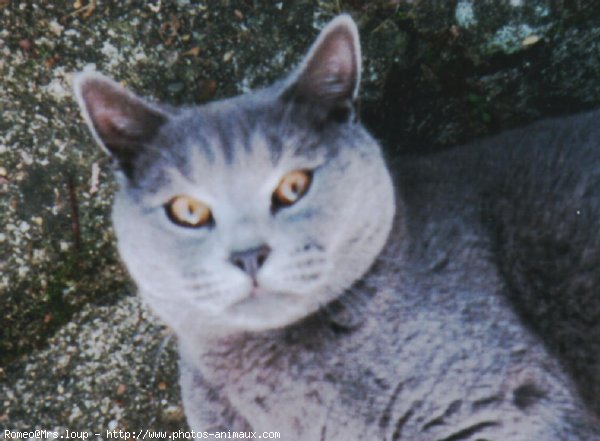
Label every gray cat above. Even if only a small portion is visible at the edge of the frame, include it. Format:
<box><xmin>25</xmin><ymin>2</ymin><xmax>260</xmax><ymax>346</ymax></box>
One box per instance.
<box><xmin>73</xmin><ymin>15</ymin><xmax>600</xmax><ymax>440</ymax></box>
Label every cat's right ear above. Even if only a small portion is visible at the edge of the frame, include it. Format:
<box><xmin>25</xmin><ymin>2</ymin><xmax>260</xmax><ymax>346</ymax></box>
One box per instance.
<box><xmin>73</xmin><ymin>72</ymin><xmax>169</xmax><ymax>177</ymax></box>
<box><xmin>280</xmin><ymin>14</ymin><xmax>361</xmax><ymax>124</ymax></box>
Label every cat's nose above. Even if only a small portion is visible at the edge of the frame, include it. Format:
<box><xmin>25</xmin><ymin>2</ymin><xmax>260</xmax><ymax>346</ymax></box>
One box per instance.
<box><xmin>229</xmin><ymin>245</ymin><xmax>271</xmax><ymax>280</ymax></box>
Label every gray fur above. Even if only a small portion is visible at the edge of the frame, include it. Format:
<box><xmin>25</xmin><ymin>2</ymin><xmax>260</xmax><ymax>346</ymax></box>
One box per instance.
<box><xmin>74</xmin><ymin>14</ymin><xmax>600</xmax><ymax>440</ymax></box>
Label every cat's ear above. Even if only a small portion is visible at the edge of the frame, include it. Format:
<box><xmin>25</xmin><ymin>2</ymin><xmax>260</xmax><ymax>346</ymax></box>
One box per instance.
<box><xmin>281</xmin><ymin>14</ymin><xmax>361</xmax><ymax>123</ymax></box>
<box><xmin>73</xmin><ymin>72</ymin><xmax>169</xmax><ymax>176</ymax></box>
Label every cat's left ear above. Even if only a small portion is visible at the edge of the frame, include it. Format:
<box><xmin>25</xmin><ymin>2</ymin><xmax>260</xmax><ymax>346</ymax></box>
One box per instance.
<box><xmin>73</xmin><ymin>72</ymin><xmax>170</xmax><ymax>177</ymax></box>
<box><xmin>281</xmin><ymin>14</ymin><xmax>361</xmax><ymax>123</ymax></box>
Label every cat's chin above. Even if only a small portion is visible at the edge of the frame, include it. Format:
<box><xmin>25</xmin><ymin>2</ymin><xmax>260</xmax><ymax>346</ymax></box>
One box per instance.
<box><xmin>222</xmin><ymin>288</ymin><xmax>317</xmax><ymax>332</ymax></box>
<box><xmin>145</xmin><ymin>288</ymin><xmax>319</xmax><ymax>336</ymax></box>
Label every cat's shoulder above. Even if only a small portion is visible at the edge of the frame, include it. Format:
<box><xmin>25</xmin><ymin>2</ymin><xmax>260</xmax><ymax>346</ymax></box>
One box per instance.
<box><xmin>395</xmin><ymin>107</ymin><xmax>600</xmax><ymax>184</ymax></box>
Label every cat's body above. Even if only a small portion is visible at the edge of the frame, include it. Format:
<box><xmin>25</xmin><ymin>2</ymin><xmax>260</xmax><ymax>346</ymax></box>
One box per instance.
<box><xmin>74</xmin><ymin>15</ymin><xmax>600</xmax><ymax>440</ymax></box>
<box><xmin>178</xmin><ymin>111</ymin><xmax>600</xmax><ymax>440</ymax></box>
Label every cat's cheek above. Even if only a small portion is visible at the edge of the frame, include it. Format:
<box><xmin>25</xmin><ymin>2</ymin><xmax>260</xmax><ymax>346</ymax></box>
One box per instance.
<box><xmin>140</xmin><ymin>269</ymin><xmax>255</xmax><ymax>334</ymax></box>
<box><xmin>184</xmin><ymin>265</ymin><xmax>250</xmax><ymax>304</ymax></box>
<box><xmin>256</xmin><ymin>266</ymin><xmax>303</xmax><ymax>299</ymax></box>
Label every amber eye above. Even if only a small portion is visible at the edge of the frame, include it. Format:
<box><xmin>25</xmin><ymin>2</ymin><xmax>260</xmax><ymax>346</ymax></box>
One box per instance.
<box><xmin>272</xmin><ymin>170</ymin><xmax>312</xmax><ymax>209</ymax></box>
<box><xmin>165</xmin><ymin>195</ymin><xmax>213</xmax><ymax>228</ymax></box>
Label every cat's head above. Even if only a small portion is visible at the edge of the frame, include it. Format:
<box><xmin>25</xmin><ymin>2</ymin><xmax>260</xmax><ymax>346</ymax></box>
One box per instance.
<box><xmin>73</xmin><ymin>15</ymin><xmax>395</xmax><ymax>336</ymax></box>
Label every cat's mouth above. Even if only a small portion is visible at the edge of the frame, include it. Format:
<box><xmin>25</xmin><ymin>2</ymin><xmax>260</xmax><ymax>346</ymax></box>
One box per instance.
<box><xmin>230</xmin><ymin>283</ymin><xmax>298</xmax><ymax>309</ymax></box>
<box><xmin>249</xmin><ymin>284</ymin><xmax>266</xmax><ymax>298</ymax></box>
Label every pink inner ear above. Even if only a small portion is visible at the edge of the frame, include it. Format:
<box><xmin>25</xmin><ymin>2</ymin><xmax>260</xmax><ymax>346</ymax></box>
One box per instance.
<box><xmin>328</xmin><ymin>38</ymin><xmax>354</xmax><ymax>73</ymax></box>
<box><xmin>94</xmin><ymin>109</ymin><xmax>130</xmax><ymax>141</ymax></box>
<box><xmin>83</xmin><ymin>85</ymin><xmax>128</xmax><ymax>136</ymax></box>
<box><xmin>312</xmin><ymin>30</ymin><xmax>355</xmax><ymax>76</ymax></box>
<box><xmin>76</xmin><ymin>74</ymin><xmax>168</xmax><ymax>174</ymax></box>
<box><xmin>296</xmin><ymin>24</ymin><xmax>358</xmax><ymax>102</ymax></box>
<box><xmin>80</xmin><ymin>78</ymin><xmax>158</xmax><ymax>146</ymax></box>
